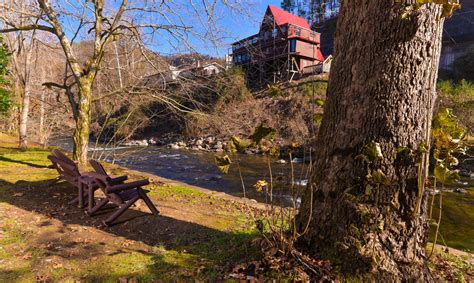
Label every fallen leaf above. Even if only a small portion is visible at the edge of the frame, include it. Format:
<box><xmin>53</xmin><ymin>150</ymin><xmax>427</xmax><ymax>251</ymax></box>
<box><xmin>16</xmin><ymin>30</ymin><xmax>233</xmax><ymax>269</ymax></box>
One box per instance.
<box><xmin>53</xmin><ymin>263</ymin><xmax>63</xmax><ymax>269</ymax></box>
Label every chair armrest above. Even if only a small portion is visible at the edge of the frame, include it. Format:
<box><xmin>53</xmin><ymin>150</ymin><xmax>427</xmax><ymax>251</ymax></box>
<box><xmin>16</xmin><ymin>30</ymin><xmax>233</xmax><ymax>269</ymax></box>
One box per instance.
<box><xmin>106</xmin><ymin>179</ymin><xmax>150</xmax><ymax>194</ymax></box>
<box><xmin>110</xmin><ymin>175</ymin><xmax>128</xmax><ymax>184</ymax></box>
<box><xmin>83</xmin><ymin>172</ymin><xmax>112</xmax><ymax>184</ymax></box>
<box><xmin>78</xmin><ymin>175</ymin><xmax>98</xmax><ymax>186</ymax></box>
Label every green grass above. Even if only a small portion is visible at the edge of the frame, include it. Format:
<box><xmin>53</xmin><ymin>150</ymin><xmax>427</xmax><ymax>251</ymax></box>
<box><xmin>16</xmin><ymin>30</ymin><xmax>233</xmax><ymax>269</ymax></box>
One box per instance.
<box><xmin>0</xmin><ymin>134</ymin><xmax>263</xmax><ymax>280</ymax></box>
<box><xmin>150</xmin><ymin>184</ymin><xmax>206</xmax><ymax>199</ymax></box>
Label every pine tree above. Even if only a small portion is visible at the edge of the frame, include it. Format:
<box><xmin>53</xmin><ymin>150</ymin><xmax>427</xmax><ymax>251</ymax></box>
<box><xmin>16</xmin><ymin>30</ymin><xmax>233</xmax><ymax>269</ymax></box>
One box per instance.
<box><xmin>281</xmin><ymin>0</ymin><xmax>296</xmax><ymax>13</ymax></box>
<box><xmin>0</xmin><ymin>35</ymin><xmax>12</xmax><ymax>113</ymax></box>
<box><xmin>287</xmin><ymin>0</ymin><xmax>340</xmax><ymax>26</ymax></box>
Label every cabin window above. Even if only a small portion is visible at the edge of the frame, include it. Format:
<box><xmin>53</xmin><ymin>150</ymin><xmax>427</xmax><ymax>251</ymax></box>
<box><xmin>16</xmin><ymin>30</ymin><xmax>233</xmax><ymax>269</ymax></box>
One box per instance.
<box><xmin>290</xmin><ymin>39</ymin><xmax>296</xmax><ymax>52</ymax></box>
<box><xmin>272</xmin><ymin>28</ymin><xmax>278</xmax><ymax>38</ymax></box>
<box><xmin>295</xmin><ymin>27</ymin><xmax>301</xmax><ymax>36</ymax></box>
<box><xmin>281</xmin><ymin>26</ymin><xmax>287</xmax><ymax>34</ymax></box>
<box><xmin>264</xmin><ymin>31</ymin><xmax>270</xmax><ymax>41</ymax></box>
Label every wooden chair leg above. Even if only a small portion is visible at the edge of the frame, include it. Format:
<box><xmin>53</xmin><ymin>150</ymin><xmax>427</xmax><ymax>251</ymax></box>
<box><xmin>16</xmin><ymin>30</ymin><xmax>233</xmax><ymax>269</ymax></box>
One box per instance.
<box><xmin>88</xmin><ymin>186</ymin><xmax>96</xmax><ymax>212</ymax></box>
<box><xmin>88</xmin><ymin>198</ymin><xmax>109</xmax><ymax>215</ymax></box>
<box><xmin>78</xmin><ymin>183</ymin><xmax>84</xmax><ymax>208</ymax></box>
<box><xmin>46</xmin><ymin>177</ymin><xmax>61</xmax><ymax>187</ymax></box>
<box><xmin>68</xmin><ymin>195</ymin><xmax>79</xmax><ymax>205</ymax></box>
<box><xmin>104</xmin><ymin>195</ymin><xmax>140</xmax><ymax>226</ymax></box>
<box><xmin>138</xmin><ymin>189</ymin><xmax>159</xmax><ymax>216</ymax></box>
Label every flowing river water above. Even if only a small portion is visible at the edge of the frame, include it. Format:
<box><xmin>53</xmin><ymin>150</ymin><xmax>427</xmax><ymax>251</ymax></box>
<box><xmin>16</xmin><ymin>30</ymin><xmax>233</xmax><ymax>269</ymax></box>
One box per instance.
<box><xmin>52</xmin><ymin>138</ymin><xmax>474</xmax><ymax>252</ymax></box>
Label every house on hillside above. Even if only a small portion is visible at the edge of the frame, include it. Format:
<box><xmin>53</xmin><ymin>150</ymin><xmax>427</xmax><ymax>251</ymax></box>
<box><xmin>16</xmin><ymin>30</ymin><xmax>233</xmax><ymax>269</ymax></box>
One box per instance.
<box><xmin>230</xmin><ymin>5</ymin><xmax>325</xmax><ymax>85</ymax></box>
<box><xmin>193</xmin><ymin>62</ymin><xmax>225</xmax><ymax>77</ymax></box>
<box><xmin>144</xmin><ymin>60</ymin><xmax>225</xmax><ymax>86</ymax></box>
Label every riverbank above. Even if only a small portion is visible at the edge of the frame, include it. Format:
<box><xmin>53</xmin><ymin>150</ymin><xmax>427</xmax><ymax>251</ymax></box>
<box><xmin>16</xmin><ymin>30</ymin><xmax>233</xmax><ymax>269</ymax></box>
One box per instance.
<box><xmin>0</xmin><ymin>133</ymin><xmax>472</xmax><ymax>280</ymax></box>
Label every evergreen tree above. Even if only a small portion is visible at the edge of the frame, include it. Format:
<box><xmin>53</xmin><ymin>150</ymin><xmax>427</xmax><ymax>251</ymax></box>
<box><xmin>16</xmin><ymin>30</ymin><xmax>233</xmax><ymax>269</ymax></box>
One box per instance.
<box><xmin>281</xmin><ymin>0</ymin><xmax>296</xmax><ymax>13</ymax></box>
<box><xmin>289</xmin><ymin>0</ymin><xmax>340</xmax><ymax>26</ymax></box>
<box><xmin>0</xmin><ymin>35</ymin><xmax>12</xmax><ymax>114</ymax></box>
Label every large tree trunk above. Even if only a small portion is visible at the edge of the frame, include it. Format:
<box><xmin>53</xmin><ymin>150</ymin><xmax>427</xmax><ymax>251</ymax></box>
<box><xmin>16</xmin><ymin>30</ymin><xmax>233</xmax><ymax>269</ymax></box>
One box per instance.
<box><xmin>72</xmin><ymin>78</ymin><xmax>93</xmax><ymax>165</ymax></box>
<box><xmin>296</xmin><ymin>1</ymin><xmax>443</xmax><ymax>279</ymax></box>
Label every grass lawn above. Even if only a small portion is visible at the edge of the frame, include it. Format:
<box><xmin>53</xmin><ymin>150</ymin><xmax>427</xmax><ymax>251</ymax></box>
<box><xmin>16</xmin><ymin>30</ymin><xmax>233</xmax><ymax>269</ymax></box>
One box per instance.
<box><xmin>0</xmin><ymin>133</ymin><xmax>263</xmax><ymax>281</ymax></box>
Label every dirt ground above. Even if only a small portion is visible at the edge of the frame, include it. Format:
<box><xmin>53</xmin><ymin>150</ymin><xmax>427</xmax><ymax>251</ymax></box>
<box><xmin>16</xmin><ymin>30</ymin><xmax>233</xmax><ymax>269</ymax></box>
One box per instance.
<box><xmin>0</xmin><ymin>133</ymin><xmax>264</xmax><ymax>281</ymax></box>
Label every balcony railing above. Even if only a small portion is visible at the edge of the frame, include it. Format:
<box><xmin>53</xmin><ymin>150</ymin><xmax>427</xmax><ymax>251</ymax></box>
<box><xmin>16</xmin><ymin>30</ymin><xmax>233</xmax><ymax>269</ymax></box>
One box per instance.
<box><xmin>232</xmin><ymin>36</ymin><xmax>259</xmax><ymax>52</ymax></box>
<box><xmin>287</xmin><ymin>24</ymin><xmax>320</xmax><ymax>43</ymax></box>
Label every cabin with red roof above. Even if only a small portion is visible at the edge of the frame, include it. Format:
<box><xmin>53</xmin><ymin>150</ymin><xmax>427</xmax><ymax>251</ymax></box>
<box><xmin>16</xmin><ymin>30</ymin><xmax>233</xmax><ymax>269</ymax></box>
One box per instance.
<box><xmin>230</xmin><ymin>5</ymin><xmax>326</xmax><ymax>85</ymax></box>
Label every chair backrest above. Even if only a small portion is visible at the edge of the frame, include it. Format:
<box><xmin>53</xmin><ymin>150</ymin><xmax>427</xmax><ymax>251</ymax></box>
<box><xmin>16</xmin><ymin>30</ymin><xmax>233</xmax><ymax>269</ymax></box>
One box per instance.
<box><xmin>89</xmin><ymin>159</ymin><xmax>108</xmax><ymax>176</ymax></box>
<box><xmin>52</xmin><ymin>149</ymin><xmax>76</xmax><ymax>167</ymax></box>
<box><xmin>48</xmin><ymin>155</ymin><xmax>65</xmax><ymax>175</ymax></box>
<box><xmin>88</xmin><ymin>159</ymin><xmax>123</xmax><ymax>203</ymax></box>
<box><xmin>48</xmin><ymin>155</ymin><xmax>80</xmax><ymax>186</ymax></box>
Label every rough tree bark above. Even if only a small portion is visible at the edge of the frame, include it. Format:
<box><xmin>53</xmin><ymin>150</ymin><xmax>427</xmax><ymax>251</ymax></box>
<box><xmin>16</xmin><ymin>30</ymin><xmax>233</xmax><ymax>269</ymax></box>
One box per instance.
<box><xmin>18</xmin><ymin>80</ymin><xmax>30</xmax><ymax>151</ymax></box>
<box><xmin>17</xmin><ymin>38</ymin><xmax>34</xmax><ymax>151</ymax></box>
<box><xmin>296</xmin><ymin>1</ymin><xmax>444</xmax><ymax>280</ymax></box>
<box><xmin>72</xmin><ymin>78</ymin><xmax>93</xmax><ymax>165</ymax></box>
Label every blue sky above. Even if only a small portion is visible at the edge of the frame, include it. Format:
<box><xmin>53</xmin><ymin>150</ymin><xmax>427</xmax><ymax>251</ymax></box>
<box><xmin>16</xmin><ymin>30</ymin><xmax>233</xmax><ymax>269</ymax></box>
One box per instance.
<box><xmin>208</xmin><ymin>0</ymin><xmax>282</xmax><ymax>57</ymax></box>
<box><xmin>57</xmin><ymin>0</ymin><xmax>282</xmax><ymax>58</ymax></box>
<box><xmin>154</xmin><ymin>0</ymin><xmax>282</xmax><ymax>57</ymax></box>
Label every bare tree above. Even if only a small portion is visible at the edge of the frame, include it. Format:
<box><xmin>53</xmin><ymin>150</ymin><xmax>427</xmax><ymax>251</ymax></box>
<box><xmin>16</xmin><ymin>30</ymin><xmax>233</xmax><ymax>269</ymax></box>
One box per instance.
<box><xmin>2</xmin><ymin>1</ymin><xmax>39</xmax><ymax>150</ymax></box>
<box><xmin>0</xmin><ymin>0</ymin><xmax>243</xmax><ymax>164</ymax></box>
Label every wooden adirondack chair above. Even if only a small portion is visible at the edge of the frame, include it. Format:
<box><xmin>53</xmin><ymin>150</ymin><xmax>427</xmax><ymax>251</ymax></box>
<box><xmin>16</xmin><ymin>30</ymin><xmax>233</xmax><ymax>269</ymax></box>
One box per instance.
<box><xmin>47</xmin><ymin>155</ymin><xmax>96</xmax><ymax>208</ymax></box>
<box><xmin>86</xmin><ymin>158</ymin><xmax>128</xmax><ymax>211</ymax></box>
<box><xmin>47</xmin><ymin>149</ymin><xmax>127</xmax><ymax>208</ymax></box>
<box><xmin>86</xmin><ymin>160</ymin><xmax>159</xmax><ymax>226</ymax></box>
<box><xmin>47</xmin><ymin>149</ymin><xmax>77</xmax><ymax>186</ymax></box>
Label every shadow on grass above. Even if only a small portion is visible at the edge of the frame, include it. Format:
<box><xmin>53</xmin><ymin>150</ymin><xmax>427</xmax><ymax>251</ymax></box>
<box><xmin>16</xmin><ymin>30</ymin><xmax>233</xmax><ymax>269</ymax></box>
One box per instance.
<box><xmin>0</xmin><ymin>156</ymin><xmax>49</xmax><ymax>168</ymax></box>
<box><xmin>0</xmin><ymin>178</ymin><xmax>259</xmax><ymax>280</ymax></box>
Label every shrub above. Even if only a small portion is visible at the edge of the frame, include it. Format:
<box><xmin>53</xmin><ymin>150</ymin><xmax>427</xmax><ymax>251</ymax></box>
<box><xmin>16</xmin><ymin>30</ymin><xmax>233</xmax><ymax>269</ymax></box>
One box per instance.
<box><xmin>0</xmin><ymin>35</ymin><xmax>12</xmax><ymax>114</ymax></box>
<box><xmin>437</xmin><ymin>80</ymin><xmax>455</xmax><ymax>96</ymax></box>
<box><xmin>297</xmin><ymin>81</ymin><xmax>328</xmax><ymax>97</ymax></box>
<box><xmin>267</xmin><ymin>84</ymin><xmax>283</xmax><ymax>97</ymax></box>
<box><xmin>438</xmin><ymin>80</ymin><xmax>474</xmax><ymax>97</ymax></box>
<box><xmin>456</xmin><ymin>80</ymin><xmax>474</xmax><ymax>97</ymax></box>
<box><xmin>437</xmin><ymin>80</ymin><xmax>474</xmax><ymax>135</ymax></box>
<box><xmin>216</xmin><ymin>67</ymin><xmax>251</xmax><ymax>102</ymax></box>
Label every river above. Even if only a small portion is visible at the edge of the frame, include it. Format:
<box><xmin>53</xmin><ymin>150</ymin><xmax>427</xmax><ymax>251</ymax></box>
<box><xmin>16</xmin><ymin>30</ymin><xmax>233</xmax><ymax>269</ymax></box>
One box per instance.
<box><xmin>51</xmin><ymin>137</ymin><xmax>474</xmax><ymax>252</ymax></box>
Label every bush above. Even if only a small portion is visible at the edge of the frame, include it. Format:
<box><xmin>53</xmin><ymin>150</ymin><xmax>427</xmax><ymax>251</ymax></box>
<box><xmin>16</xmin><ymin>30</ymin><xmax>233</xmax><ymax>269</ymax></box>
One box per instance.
<box><xmin>438</xmin><ymin>80</ymin><xmax>474</xmax><ymax>97</ymax></box>
<box><xmin>0</xmin><ymin>36</ymin><xmax>12</xmax><ymax>114</ymax></box>
<box><xmin>297</xmin><ymin>81</ymin><xmax>328</xmax><ymax>97</ymax></box>
<box><xmin>215</xmin><ymin>67</ymin><xmax>251</xmax><ymax>102</ymax></box>
<box><xmin>267</xmin><ymin>84</ymin><xmax>283</xmax><ymax>97</ymax></box>
<box><xmin>0</xmin><ymin>89</ymin><xmax>12</xmax><ymax>113</ymax></box>
<box><xmin>437</xmin><ymin>80</ymin><xmax>455</xmax><ymax>96</ymax></box>
<box><xmin>437</xmin><ymin>80</ymin><xmax>474</xmax><ymax>134</ymax></box>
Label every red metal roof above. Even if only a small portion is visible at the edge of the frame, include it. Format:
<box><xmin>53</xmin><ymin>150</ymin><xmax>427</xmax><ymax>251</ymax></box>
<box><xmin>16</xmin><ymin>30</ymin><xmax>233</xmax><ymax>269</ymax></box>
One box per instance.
<box><xmin>316</xmin><ymin>48</ymin><xmax>325</xmax><ymax>61</ymax></box>
<box><xmin>267</xmin><ymin>5</ymin><xmax>310</xmax><ymax>29</ymax></box>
